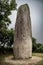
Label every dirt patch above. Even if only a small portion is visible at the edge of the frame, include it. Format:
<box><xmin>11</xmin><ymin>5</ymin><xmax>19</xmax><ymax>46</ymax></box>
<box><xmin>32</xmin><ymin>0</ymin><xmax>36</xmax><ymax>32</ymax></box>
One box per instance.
<box><xmin>5</xmin><ymin>55</ymin><xmax>42</xmax><ymax>65</ymax></box>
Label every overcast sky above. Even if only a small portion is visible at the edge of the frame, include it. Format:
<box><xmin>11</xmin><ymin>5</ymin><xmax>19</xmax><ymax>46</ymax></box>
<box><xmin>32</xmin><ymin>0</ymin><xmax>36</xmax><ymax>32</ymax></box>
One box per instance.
<box><xmin>8</xmin><ymin>0</ymin><xmax>43</xmax><ymax>43</ymax></box>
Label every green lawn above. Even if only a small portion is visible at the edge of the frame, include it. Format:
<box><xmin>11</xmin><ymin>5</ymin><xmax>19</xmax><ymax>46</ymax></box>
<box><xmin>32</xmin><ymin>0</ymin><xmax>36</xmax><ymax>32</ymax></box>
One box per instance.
<box><xmin>0</xmin><ymin>53</ymin><xmax>43</xmax><ymax>65</ymax></box>
<box><xmin>32</xmin><ymin>53</ymin><xmax>43</xmax><ymax>65</ymax></box>
<box><xmin>32</xmin><ymin>53</ymin><xmax>43</xmax><ymax>58</ymax></box>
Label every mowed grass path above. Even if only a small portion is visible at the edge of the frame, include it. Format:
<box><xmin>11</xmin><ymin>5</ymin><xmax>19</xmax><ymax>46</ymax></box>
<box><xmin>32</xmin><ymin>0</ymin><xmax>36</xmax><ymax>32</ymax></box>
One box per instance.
<box><xmin>0</xmin><ymin>53</ymin><xmax>43</xmax><ymax>65</ymax></box>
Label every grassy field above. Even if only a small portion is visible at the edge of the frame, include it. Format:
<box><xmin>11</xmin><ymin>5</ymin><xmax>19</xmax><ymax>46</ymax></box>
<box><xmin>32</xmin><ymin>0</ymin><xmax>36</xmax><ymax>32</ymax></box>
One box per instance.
<box><xmin>32</xmin><ymin>53</ymin><xmax>43</xmax><ymax>57</ymax></box>
<box><xmin>32</xmin><ymin>53</ymin><xmax>43</xmax><ymax>65</ymax></box>
<box><xmin>0</xmin><ymin>53</ymin><xmax>43</xmax><ymax>65</ymax></box>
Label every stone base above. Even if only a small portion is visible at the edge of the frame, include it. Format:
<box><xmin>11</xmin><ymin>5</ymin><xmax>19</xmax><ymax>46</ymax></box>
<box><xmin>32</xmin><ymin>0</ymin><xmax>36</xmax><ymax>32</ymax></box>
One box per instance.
<box><xmin>5</xmin><ymin>55</ymin><xmax>42</xmax><ymax>65</ymax></box>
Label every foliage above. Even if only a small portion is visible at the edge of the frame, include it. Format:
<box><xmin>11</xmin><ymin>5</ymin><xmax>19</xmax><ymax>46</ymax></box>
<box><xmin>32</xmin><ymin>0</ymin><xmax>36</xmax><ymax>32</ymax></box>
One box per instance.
<box><xmin>36</xmin><ymin>45</ymin><xmax>43</xmax><ymax>53</ymax></box>
<box><xmin>0</xmin><ymin>29</ymin><xmax>14</xmax><ymax>47</ymax></box>
<box><xmin>0</xmin><ymin>0</ymin><xmax>16</xmax><ymax>48</ymax></box>
<box><xmin>0</xmin><ymin>0</ymin><xmax>16</xmax><ymax>27</ymax></box>
<box><xmin>32</xmin><ymin>37</ymin><xmax>37</xmax><ymax>52</ymax></box>
<box><xmin>0</xmin><ymin>29</ymin><xmax>14</xmax><ymax>54</ymax></box>
<box><xmin>32</xmin><ymin>37</ymin><xmax>43</xmax><ymax>53</ymax></box>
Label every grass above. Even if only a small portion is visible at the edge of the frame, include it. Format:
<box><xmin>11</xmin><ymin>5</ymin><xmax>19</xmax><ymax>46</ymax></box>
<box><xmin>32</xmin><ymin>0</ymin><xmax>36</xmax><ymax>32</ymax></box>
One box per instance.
<box><xmin>35</xmin><ymin>60</ymin><xmax>43</xmax><ymax>65</ymax></box>
<box><xmin>32</xmin><ymin>53</ymin><xmax>43</xmax><ymax>65</ymax></box>
<box><xmin>0</xmin><ymin>53</ymin><xmax>43</xmax><ymax>65</ymax></box>
<box><xmin>32</xmin><ymin>53</ymin><xmax>43</xmax><ymax>58</ymax></box>
<box><xmin>0</xmin><ymin>54</ymin><xmax>14</xmax><ymax>65</ymax></box>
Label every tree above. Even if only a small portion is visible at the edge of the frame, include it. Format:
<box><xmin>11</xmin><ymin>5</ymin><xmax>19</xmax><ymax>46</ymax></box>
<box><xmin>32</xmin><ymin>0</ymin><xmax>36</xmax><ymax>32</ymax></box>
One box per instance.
<box><xmin>36</xmin><ymin>45</ymin><xmax>43</xmax><ymax>53</ymax></box>
<box><xmin>0</xmin><ymin>0</ymin><xmax>16</xmax><ymax>48</ymax></box>
<box><xmin>6</xmin><ymin>29</ymin><xmax>15</xmax><ymax>47</ymax></box>
<box><xmin>0</xmin><ymin>0</ymin><xmax>16</xmax><ymax>28</ymax></box>
<box><xmin>32</xmin><ymin>37</ymin><xmax>43</xmax><ymax>53</ymax></box>
<box><xmin>32</xmin><ymin>37</ymin><xmax>37</xmax><ymax>52</ymax></box>
<box><xmin>0</xmin><ymin>29</ymin><xmax>14</xmax><ymax>47</ymax></box>
<box><xmin>0</xmin><ymin>28</ymin><xmax>15</xmax><ymax>54</ymax></box>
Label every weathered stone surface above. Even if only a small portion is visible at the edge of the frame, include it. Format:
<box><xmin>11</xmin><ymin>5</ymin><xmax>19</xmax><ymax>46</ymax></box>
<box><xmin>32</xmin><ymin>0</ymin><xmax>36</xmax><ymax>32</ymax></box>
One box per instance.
<box><xmin>13</xmin><ymin>4</ymin><xmax>32</xmax><ymax>59</ymax></box>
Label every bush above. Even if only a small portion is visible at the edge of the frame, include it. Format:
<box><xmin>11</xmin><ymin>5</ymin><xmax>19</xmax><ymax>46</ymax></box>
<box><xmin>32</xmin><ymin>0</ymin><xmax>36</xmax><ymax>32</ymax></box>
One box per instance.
<box><xmin>36</xmin><ymin>46</ymin><xmax>43</xmax><ymax>53</ymax></box>
<box><xmin>0</xmin><ymin>47</ymin><xmax>13</xmax><ymax>54</ymax></box>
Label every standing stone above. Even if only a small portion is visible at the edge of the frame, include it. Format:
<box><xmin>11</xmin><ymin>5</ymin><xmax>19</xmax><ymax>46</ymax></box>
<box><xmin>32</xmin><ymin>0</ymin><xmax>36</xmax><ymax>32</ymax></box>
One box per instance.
<box><xmin>13</xmin><ymin>4</ymin><xmax>32</xmax><ymax>59</ymax></box>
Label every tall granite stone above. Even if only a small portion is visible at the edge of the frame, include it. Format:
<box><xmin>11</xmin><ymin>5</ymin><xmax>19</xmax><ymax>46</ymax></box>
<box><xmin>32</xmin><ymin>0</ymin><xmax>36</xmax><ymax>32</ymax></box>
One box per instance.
<box><xmin>13</xmin><ymin>4</ymin><xmax>32</xmax><ymax>59</ymax></box>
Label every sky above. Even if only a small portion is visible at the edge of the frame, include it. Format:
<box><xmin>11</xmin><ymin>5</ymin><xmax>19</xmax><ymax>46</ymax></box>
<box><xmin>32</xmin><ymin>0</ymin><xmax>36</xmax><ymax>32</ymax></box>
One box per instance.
<box><xmin>8</xmin><ymin>0</ymin><xmax>43</xmax><ymax>43</ymax></box>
